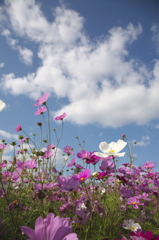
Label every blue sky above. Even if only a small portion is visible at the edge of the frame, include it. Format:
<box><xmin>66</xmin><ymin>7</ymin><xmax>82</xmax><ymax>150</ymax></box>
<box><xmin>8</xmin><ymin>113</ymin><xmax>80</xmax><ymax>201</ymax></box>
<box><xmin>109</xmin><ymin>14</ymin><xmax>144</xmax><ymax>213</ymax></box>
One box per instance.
<box><xmin>0</xmin><ymin>0</ymin><xmax>159</xmax><ymax>170</ymax></box>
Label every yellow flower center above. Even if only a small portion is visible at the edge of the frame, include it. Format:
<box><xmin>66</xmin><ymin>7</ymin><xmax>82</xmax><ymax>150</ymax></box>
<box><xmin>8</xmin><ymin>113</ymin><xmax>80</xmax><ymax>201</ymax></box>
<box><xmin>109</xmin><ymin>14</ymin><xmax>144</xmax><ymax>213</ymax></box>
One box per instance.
<box><xmin>80</xmin><ymin>177</ymin><xmax>85</xmax><ymax>181</ymax></box>
<box><xmin>130</xmin><ymin>226</ymin><xmax>135</xmax><ymax>230</ymax></box>
<box><xmin>109</xmin><ymin>150</ymin><xmax>115</xmax><ymax>153</ymax></box>
<box><xmin>132</xmin><ymin>201</ymin><xmax>137</xmax><ymax>205</ymax></box>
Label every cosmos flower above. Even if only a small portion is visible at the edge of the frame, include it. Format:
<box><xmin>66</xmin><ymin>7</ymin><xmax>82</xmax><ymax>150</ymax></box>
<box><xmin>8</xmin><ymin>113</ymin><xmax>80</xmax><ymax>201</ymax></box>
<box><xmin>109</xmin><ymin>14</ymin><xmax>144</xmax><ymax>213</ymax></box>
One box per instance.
<box><xmin>94</xmin><ymin>139</ymin><xmax>127</xmax><ymax>158</ymax></box>
<box><xmin>15</xmin><ymin>124</ymin><xmax>22</xmax><ymax>132</ymax></box>
<box><xmin>0</xmin><ymin>100</ymin><xmax>6</xmax><ymax>112</ymax></box>
<box><xmin>58</xmin><ymin>175</ymin><xmax>80</xmax><ymax>191</ymax></box>
<box><xmin>0</xmin><ymin>144</ymin><xmax>7</xmax><ymax>150</ymax></box>
<box><xmin>123</xmin><ymin>219</ymin><xmax>141</xmax><ymax>232</ymax></box>
<box><xmin>33</xmin><ymin>93</ymin><xmax>50</xmax><ymax>106</ymax></box>
<box><xmin>21</xmin><ymin>213</ymin><xmax>78</xmax><ymax>240</ymax></box>
<box><xmin>74</xmin><ymin>169</ymin><xmax>91</xmax><ymax>182</ymax></box>
<box><xmin>34</xmin><ymin>106</ymin><xmax>47</xmax><ymax>115</ymax></box>
<box><xmin>55</xmin><ymin>112</ymin><xmax>67</xmax><ymax>120</ymax></box>
<box><xmin>63</xmin><ymin>146</ymin><xmax>74</xmax><ymax>155</ymax></box>
<box><xmin>41</xmin><ymin>150</ymin><xmax>53</xmax><ymax>159</ymax></box>
<box><xmin>126</xmin><ymin>196</ymin><xmax>144</xmax><ymax>209</ymax></box>
<box><xmin>99</xmin><ymin>158</ymin><xmax>115</xmax><ymax>173</ymax></box>
<box><xmin>67</xmin><ymin>158</ymin><xmax>76</xmax><ymax>167</ymax></box>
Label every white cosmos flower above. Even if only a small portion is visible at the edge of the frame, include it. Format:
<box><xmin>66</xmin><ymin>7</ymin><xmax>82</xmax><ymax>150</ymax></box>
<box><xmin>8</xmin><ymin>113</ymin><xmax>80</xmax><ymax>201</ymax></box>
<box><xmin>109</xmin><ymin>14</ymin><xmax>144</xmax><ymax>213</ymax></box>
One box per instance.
<box><xmin>0</xmin><ymin>100</ymin><xmax>6</xmax><ymax>112</ymax></box>
<box><xmin>94</xmin><ymin>139</ymin><xmax>127</xmax><ymax>158</ymax></box>
<box><xmin>123</xmin><ymin>219</ymin><xmax>141</xmax><ymax>232</ymax></box>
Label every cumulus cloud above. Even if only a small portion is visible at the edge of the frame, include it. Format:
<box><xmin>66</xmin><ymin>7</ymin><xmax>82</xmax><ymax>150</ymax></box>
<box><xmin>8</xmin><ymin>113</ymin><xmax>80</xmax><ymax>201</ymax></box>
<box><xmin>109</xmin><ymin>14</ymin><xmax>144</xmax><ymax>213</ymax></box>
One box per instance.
<box><xmin>1</xmin><ymin>28</ymin><xmax>33</xmax><ymax>65</ymax></box>
<box><xmin>133</xmin><ymin>136</ymin><xmax>150</xmax><ymax>147</ymax></box>
<box><xmin>0</xmin><ymin>0</ymin><xmax>159</xmax><ymax>127</ymax></box>
<box><xmin>0</xmin><ymin>62</ymin><xmax>4</xmax><ymax>68</ymax></box>
<box><xmin>155</xmin><ymin>123</ymin><xmax>159</xmax><ymax>129</ymax></box>
<box><xmin>0</xmin><ymin>129</ymin><xmax>18</xmax><ymax>140</ymax></box>
<box><xmin>151</xmin><ymin>23</ymin><xmax>159</xmax><ymax>54</ymax></box>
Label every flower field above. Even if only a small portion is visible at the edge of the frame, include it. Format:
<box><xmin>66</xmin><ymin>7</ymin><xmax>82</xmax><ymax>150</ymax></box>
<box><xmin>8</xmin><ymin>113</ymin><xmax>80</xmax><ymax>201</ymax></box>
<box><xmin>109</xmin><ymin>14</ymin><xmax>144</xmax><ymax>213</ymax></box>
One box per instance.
<box><xmin>0</xmin><ymin>95</ymin><xmax>159</xmax><ymax>240</ymax></box>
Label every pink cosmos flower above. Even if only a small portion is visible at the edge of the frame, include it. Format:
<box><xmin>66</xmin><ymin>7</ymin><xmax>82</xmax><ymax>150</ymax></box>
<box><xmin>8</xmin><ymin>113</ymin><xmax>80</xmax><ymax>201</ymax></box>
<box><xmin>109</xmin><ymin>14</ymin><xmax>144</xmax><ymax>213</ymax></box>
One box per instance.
<box><xmin>130</xmin><ymin>230</ymin><xmax>159</xmax><ymax>240</ymax></box>
<box><xmin>24</xmin><ymin>159</ymin><xmax>37</xmax><ymax>169</ymax></box>
<box><xmin>19</xmin><ymin>137</ymin><xmax>28</xmax><ymax>143</ymax></box>
<box><xmin>34</xmin><ymin>106</ymin><xmax>47</xmax><ymax>115</ymax></box>
<box><xmin>75</xmin><ymin>164</ymin><xmax>85</xmax><ymax>169</ymax></box>
<box><xmin>15</xmin><ymin>124</ymin><xmax>22</xmax><ymax>132</ymax></box>
<box><xmin>42</xmin><ymin>150</ymin><xmax>53</xmax><ymax>159</ymax></box>
<box><xmin>63</xmin><ymin>146</ymin><xmax>74</xmax><ymax>155</ymax></box>
<box><xmin>33</xmin><ymin>93</ymin><xmax>50</xmax><ymax>106</ymax></box>
<box><xmin>74</xmin><ymin>169</ymin><xmax>91</xmax><ymax>182</ymax></box>
<box><xmin>12</xmin><ymin>167</ymin><xmax>22</xmax><ymax>183</ymax></box>
<box><xmin>99</xmin><ymin>158</ymin><xmax>115</xmax><ymax>173</ymax></box>
<box><xmin>2</xmin><ymin>171</ymin><xmax>12</xmax><ymax>181</ymax></box>
<box><xmin>58</xmin><ymin>175</ymin><xmax>80</xmax><ymax>191</ymax></box>
<box><xmin>77</xmin><ymin>150</ymin><xmax>91</xmax><ymax>159</ymax></box>
<box><xmin>0</xmin><ymin>162</ymin><xmax>6</xmax><ymax>168</ymax></box>
<box><xmin>55</xmin><ymin>112</ymin><xmax>67</xmax><ymax>120</ymax></box>
<box><xmin>47</xmin><ymin>144</ymin><xmax>56</xmax><ymax>150</ymax></box>
<box><xmin>21</xmin><ymin>213</ymin><xmax>78</xmax><ymax>240</ymax></box>
<box><xmin>142</xmin><ymin>161</ymin><xmax>156</xmax><ymax>170</ymax></box>
<box><xmin>0</xmin><ymin>144</ymin><xmax>6</xmax><ymax>150</ymax></box>
<box><xmin>126</xmin><ymin>196</ymin><xmax>144</xmax><ymax>209</ymax></box>
<box><xmin>67</xmin><ymin>158</ymin><xmax>76</xmax><ymax>167</ymax></box>
<box><xmin>96</xmin><ymin>172</ymin><xmax>107</xmax><ymax>180</ymax></box>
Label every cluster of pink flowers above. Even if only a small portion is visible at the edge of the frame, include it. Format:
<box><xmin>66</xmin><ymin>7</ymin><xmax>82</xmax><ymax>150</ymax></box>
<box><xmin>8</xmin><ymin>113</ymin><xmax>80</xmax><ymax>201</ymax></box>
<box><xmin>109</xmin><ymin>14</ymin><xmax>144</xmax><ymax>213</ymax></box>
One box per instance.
<box><xmin>1</xmin><ymin>93</ymin><xmax>159</xmax><ymax>239</ymax></box>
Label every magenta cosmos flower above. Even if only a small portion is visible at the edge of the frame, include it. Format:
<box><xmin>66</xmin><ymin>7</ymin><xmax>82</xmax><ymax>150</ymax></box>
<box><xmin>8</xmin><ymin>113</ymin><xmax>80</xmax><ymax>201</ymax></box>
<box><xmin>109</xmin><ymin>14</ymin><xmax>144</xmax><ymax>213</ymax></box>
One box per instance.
<box><xmin>21</xmin><ymin>213</ymin><xmax>78</xmax><ymax>240</ymax></box>
<box><xmin>74</xmin><ymin>169</ymin><xmax>91</xmax><ymax>182</ymax></box>
<box><xmin>33</xmin><ymin>93</ymin><xmax>50</xmax><ymax>106</ymax></box>
<box><xmin>55</xmin><ymin>112</ymin><xmax>67</xmax><ymax>120</ymax></box>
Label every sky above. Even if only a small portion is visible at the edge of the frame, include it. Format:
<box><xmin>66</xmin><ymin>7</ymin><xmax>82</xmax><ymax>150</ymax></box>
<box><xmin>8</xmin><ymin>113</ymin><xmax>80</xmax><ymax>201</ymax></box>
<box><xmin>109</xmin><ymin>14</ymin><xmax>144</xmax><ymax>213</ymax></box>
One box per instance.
<box><xmin>0</xmin><ymin>0</ymin><xmax>159</xmax><ymax>170</ymax></box>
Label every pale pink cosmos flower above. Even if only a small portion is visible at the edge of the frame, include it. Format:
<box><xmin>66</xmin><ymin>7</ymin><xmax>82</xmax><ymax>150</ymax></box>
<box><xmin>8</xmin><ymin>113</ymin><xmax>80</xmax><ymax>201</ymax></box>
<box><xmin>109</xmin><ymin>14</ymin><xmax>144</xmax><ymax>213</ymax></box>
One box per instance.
<box><xmin>67</xmin><ymin>158</ymin><xmax>76</xmax><ymax>167</ymax></box>
<box><xmin>15</xmin><ymin>124</ymin><xmax>22</xmax><ymax>132</ymax></box>
<box><xmin>47</xmin><ymin>144</ymin><xmax>56</xmax><ymax>150</ymax></box>
<box><xmin>99</xmin><ymin>158</ymin><xmax>115</xmax><ymax>173</ymax></box>
<box><xmin>0</xmin><ymin>144</ymin><xmax>7</xmax><ymax>150</ymax></box>
<box><xmin>42</xmin><ymin>150</ymin><xmax>53</xmax><ymax>159</ymax></box>
<box><xmin>34</xmin><ymin>106</ymin><xmax>47</xmax><ymax>115</ymax></box>
<box><xmin>58</xmin><ymin>175</ymin><xmax>80</xmax><ymax>191</ymax></box>
<box><xmin>55</xmin><ymin>112</ymin><xmax>67</xmax><ymax>120</ymax></box>
<box><xmin>21</xmin><ymin>213</ymin><xmax>78</xmax><ymax>240</ymax></box>
<box><xmin>33</xmin><ymin>93</ymin><xmax>50</xmax><ymax>106</ymax></box>
<box><xmin>19</xmin><ymin>137</ymin><xmax>28</xmax><ymax>143</ymax></box>
<box><xmin>126</xmin><ymin>196</ymin><xmax>144</xmax><ymax>209</ymax></box>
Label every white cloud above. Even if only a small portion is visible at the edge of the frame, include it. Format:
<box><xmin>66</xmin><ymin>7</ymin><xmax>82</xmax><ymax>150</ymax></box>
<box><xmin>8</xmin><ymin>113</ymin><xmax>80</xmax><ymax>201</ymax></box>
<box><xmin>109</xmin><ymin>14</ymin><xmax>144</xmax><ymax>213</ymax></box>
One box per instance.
<box><xmin>17</xmin><ymin>46</ymin><xmax>33</xmax><ymax>65</ymax></box>
<box><xmin>0</xmin><ymin>62</ymin><xmax>4</xmax><ymax>68</ymax></box>
<box><xmin>133</xmin><ymin>136</ymin><xmax>150</xmax><ymax>147</ymax></box>
<box><xmin>0</xmin><ymin>0</ymin><xmax>159</xmax><ymax>128</ymax></box>
<box><xmin>155</xmin><ymin>123</ymin><xmax>159</xmax><ymax>129</ymax></box>
<box><xmin>151</xmin><ymin>23</ymin><xmax>159</xmax><ymax>54</ymax></box>
<box><xmin>0</xmin><ymin>129</ymin><xmax>18</xmax><ymax>140</ymax></box>
<box><xmin>1</xmin><ymin>28</ymin><xmax>33</xmax><ymax>65</ymax></box>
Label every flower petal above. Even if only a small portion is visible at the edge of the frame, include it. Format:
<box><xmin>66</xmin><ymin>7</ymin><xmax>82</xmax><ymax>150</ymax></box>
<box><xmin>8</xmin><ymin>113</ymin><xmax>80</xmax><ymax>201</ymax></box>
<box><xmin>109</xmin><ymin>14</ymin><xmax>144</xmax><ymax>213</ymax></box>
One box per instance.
<box><xmin>21</xmin><ymin>226</ymin><xmax>38</xmax><ymax>240</ymax></box>
<box><xmin>113</xmin><ymin>139</ymin><xmax>127</xmax><ymax>152</ymax></box>
<box><xmin>62</xmin><ymin>233</ymin><xmax>79</xmax><ymax>240</ymax></box>
<box><xmin>99</xmin><ymin>142</ymin><xmax>109</xmax><ymax>152</ymax></box>
<box><xmin>94</xmin><ymin>152</ymin><xmax>109</xmax><ymax>158</ymax></box>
